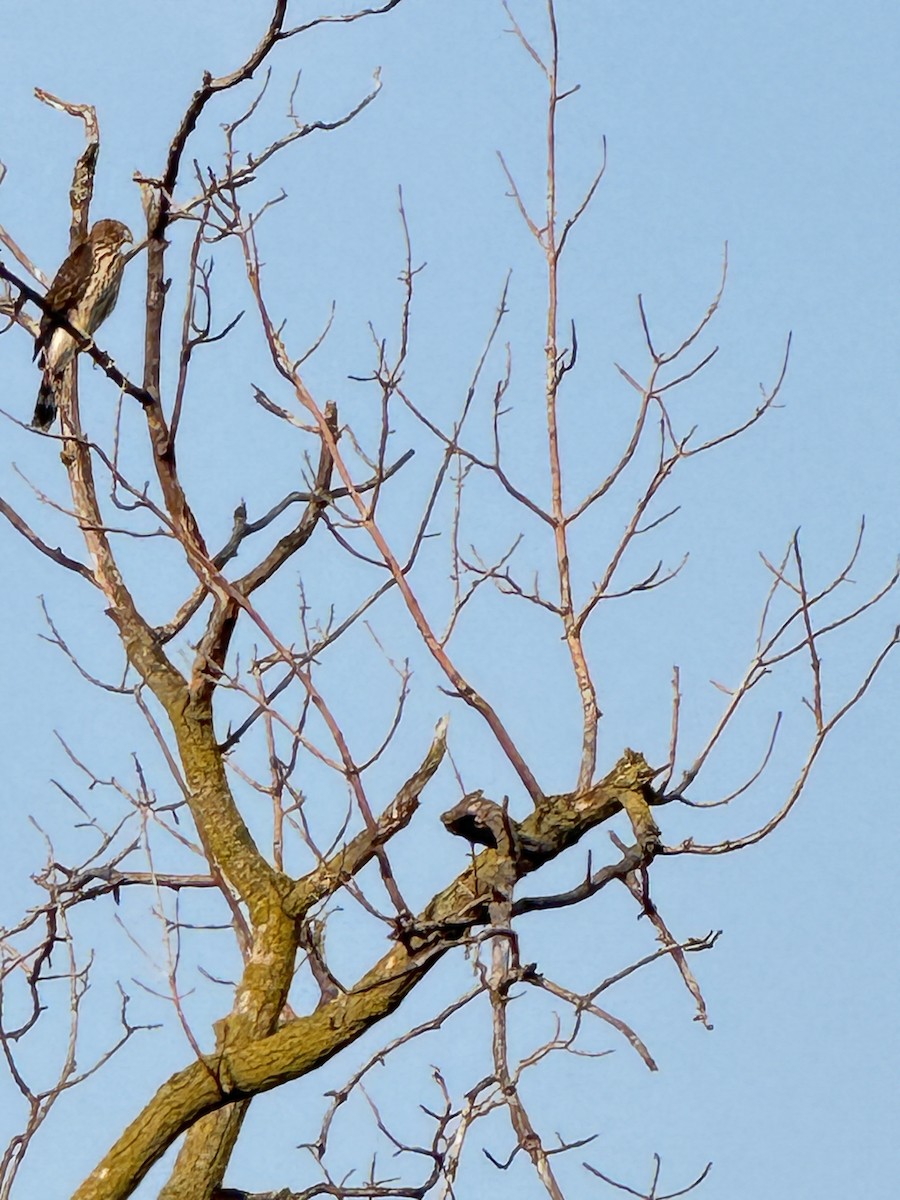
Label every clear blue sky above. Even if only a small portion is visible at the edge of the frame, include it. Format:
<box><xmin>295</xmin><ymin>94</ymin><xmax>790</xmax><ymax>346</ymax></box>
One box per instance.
<box><xmin>0</xmin><ymin>3</ymin><xmax>898</xmax><ymax>1198</ymax></box>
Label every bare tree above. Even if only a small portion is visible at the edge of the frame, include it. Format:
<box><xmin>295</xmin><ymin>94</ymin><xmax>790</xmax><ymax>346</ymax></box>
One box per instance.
<box><xmin>0</xmin><ymin>4</ymin><xmax>895</xmax><ymax>1200</ymax></box>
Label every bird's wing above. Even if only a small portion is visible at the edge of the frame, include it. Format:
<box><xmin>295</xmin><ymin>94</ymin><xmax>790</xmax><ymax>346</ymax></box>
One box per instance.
<box><xmin>33</xmin><ymin>239</ymin><xmax>94</xmax><ymax>360</ymax></box>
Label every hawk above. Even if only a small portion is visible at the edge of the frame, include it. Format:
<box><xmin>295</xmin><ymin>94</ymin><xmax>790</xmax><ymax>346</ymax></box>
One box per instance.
<box><xmin>32</xmin><ymin>218</ymin><xmax>133</xmax><ymax>429</ymax></box>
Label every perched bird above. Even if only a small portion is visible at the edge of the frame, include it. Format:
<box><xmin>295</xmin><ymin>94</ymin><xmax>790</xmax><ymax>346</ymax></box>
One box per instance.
<box><xmin>32</xmin><ymin>218</ymin><xmax>133</xmax><ymax>429</ymax></box>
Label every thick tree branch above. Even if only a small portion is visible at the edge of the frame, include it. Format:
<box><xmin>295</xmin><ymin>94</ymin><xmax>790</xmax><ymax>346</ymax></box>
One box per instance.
<box><xmin>71</xmin><ymin>750</ymin><xmax>656</xmax><ymax>1200</ymax></box>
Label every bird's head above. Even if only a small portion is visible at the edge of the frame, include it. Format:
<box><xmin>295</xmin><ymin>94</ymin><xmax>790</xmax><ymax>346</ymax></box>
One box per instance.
<box><xmin>90</xmin><ymin>219</ymin><xmax>134</xmax><ymax>250</ymax></box>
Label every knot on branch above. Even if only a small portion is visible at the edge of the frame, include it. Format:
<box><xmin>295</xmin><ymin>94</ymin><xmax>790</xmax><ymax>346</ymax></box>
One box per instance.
<box><xmin>609</xmin><ymin>746</ymin><xmax>658</xmax><ymax>792</ymax></box>
<box><xmin>441</xmin><ymin>790</ymin><xmax>522</xmax><ymax>858</ymax></box>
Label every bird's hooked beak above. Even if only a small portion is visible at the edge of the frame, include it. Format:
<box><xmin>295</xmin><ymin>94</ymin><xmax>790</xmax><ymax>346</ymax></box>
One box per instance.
<box><xmin>120</xmin><ymin>228</ymin><xmax>137</xmax><ymax>264</ymax></box>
